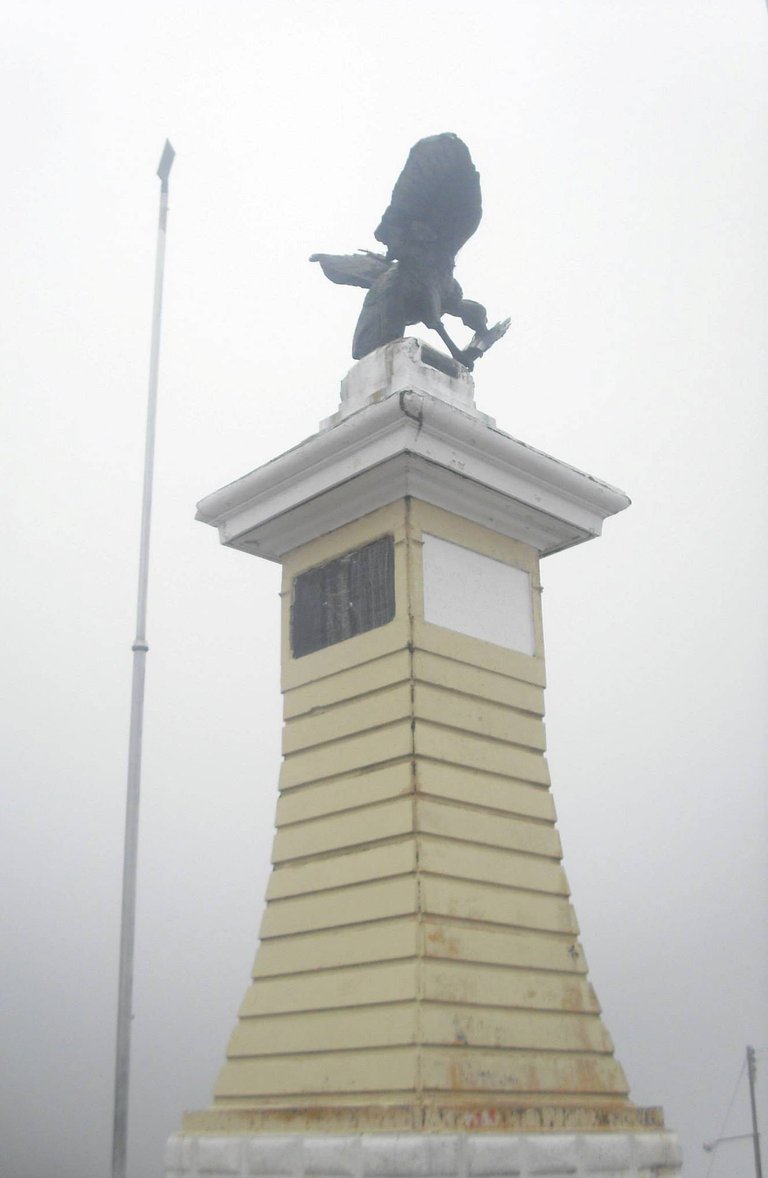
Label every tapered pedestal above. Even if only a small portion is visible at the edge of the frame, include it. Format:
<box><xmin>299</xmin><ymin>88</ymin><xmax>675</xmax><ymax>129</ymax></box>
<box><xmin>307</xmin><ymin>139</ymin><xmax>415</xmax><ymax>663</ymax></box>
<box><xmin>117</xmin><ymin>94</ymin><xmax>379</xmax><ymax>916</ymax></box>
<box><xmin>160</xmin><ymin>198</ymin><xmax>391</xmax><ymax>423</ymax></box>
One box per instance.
<box><xmin>168</xmin><ymin>340</ymin><xmax>681</xmax><ymax>1176</ymax></box>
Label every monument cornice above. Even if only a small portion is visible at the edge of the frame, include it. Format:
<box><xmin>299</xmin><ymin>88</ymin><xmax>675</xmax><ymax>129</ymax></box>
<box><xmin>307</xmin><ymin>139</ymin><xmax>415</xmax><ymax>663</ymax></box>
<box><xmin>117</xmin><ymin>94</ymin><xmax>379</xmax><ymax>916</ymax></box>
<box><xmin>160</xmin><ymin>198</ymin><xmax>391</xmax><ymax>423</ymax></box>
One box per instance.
<box><xmin>196</xmin><ymin>348</ymin><xmax>630</xmax><ymax>562</ymax></box>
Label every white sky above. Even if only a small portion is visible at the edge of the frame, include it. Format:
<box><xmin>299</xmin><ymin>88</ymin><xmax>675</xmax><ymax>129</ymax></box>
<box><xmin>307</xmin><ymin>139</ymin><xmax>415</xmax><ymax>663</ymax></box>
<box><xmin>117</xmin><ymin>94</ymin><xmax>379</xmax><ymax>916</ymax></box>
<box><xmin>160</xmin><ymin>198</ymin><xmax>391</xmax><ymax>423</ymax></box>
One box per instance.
<box><xmin>1</xmin><ymin>3</ymin><xmax>767</xmax><ymax>1177</ymax></box>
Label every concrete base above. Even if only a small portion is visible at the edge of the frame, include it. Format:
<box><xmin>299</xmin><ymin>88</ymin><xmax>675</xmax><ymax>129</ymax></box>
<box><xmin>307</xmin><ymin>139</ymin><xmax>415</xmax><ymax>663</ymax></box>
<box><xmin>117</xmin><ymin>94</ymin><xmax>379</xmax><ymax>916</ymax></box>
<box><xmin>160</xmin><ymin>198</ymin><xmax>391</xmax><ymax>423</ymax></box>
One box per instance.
<box><xmin>165</xmin><ymin>1132</ymin><xmax>682</xmax><ymax>1178</ymax></box>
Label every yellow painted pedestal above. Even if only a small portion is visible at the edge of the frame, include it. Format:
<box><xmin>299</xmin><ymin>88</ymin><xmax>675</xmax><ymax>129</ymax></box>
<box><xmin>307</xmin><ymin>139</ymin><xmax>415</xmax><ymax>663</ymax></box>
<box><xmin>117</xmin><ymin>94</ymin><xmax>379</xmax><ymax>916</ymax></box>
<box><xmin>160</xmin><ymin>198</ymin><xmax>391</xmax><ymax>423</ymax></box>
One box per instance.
<box><xmin>170</xmin><ymin>341</ymin><xmax>681</xmax><ymax>1176</ymax></box>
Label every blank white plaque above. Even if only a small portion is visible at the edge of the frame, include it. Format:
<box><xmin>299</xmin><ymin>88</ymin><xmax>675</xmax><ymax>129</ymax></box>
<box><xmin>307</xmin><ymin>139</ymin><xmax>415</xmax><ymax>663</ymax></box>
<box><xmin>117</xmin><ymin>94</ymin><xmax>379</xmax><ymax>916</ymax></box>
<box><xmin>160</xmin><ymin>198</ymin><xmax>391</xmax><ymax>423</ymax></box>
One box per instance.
<box><xmin>421</xmin><ymin>533</ymin><xmax>535</xmax><ymax>655</ymax></box>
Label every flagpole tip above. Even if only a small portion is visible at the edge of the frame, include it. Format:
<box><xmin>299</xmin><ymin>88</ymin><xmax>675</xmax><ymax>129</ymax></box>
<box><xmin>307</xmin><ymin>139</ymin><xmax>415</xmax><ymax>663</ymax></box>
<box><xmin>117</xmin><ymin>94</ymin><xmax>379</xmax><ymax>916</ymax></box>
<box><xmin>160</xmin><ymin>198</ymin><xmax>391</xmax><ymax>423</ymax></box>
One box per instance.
<box><xmin>157</xmin><ymin>140</ymin><xmax>175</xmax><ymax>186</ymax></box>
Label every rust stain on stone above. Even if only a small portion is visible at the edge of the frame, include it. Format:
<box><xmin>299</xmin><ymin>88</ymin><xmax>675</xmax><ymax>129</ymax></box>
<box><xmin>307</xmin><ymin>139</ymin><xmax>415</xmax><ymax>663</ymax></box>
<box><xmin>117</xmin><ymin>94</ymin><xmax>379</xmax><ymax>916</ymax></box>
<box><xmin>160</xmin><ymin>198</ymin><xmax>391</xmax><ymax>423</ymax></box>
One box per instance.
<box><xmin>447</xmin><ymin>1059</ymin><xmax>464</xmax><ymax>1091</ymax></box>
<box><xmin>561</xmin><ymin>983</ymin><xmax>584</xmax><ymax>1012</ymax></box>
<box><xmin>425</xmin><ymin>926</ymin><xmax>460</xmax><ymax>958</ymax></box>
<box><xmin>574</xmin><ymin>1056</ymin><xmax>608</xmax><ymax>1092</ymax></box>
<box><xmin>462</xmin><ymin>1107</ymin><xmax>499</xmax><ymax>1129</ymax></box>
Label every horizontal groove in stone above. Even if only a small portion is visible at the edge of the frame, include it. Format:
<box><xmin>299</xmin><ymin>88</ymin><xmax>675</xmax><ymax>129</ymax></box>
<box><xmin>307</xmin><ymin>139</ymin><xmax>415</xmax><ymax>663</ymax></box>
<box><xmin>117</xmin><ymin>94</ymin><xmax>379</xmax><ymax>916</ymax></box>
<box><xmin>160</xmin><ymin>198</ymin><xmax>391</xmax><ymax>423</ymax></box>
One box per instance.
<box><xmin>225</xmin><ymin>1004</ymin><xmax>613</xmax><ymax>1061</ymax></box>
<box><xmin>281</xmin><ymin>636</ymin><xmax>410</xmax><ymax>699</ymax></box>
<box><xmin>282</xmin><ymin>646</ymin><xmax>546</xmax><ymax>722</ymax></box>
<box><xmin>266</xmin><ymin>836</ymin><xmax>567</xmax><ymax>901</ymax></box>
<box><xmin>258</xmin><ymin>911</ymin><xmax>583</xmax><ymax>945</ymax></box>
<box><xmin>251</xmin><ymin>917</ymin><xmax>417</xmax><ymax>976</ymax></box>
<box><xmin>283</xmin><ymin>651</ymin><xmax>412</xmax><ymax>718</ymax></box>
<box><xmin>277</xmin><ymin>791</ymin><xmax>554</xmax><ymax>833</ymax></box>
<box><xmin>233</xmin><ymin>999</ymin><xmax>603</xmax><ymax>1022</ymax></box>
<box><xmin>264</xmin><ymin>866</ymin><xmax>568</xmax><ymax>905</ymax></box>
<box><xmin>276</xmin><ymin>770</ymin><xmax>554</xmax><ymax>830</ymax></box>
<box><xmin>240</xmin><ymin>961</ymin><xmax>597</xmax><ymax>1018</ymax></box>
<box><xmin>260</xmin><ymin>880</ymin><xmax>576</xmax><ymax>939</ymax></box>
<box><xmin>209</xmin><ymin>1090</ymin><xmax>414</xmax><ymax>1105</ymax></box>
<box><xmin>214</xmin><ymin>1046</ymin><xmax>627</xmax><ymax>1100</ymax></box>
<box><xmin>415</xmin><ymin>757</ymin><xmax>553</xmax><ymax>794</ymax></box>
<box><xmin>225</xmin><ymin>1042</ymin><xmax>613</xmax><ymax>1060</ymax></box>
<box><xmin>416</xmin><ymin>791</ymin><xmax>553</xmax><ymax>826</ymax></box>
<box><xmin>277</xmin><ymin>790</ymin><xmax>553</xmax><ymax>830</ymax></box>
<box><xmin>414</xmin><ymin>725</ymin><xmax>550</xmax><ymax>787</ymax></box>
<box><xmin>271</xmin><ymin>814</ymin><xmax>558</xmax><ymax>870</ymax></box>
<box><xmin>209</xmin><ymin>1089</ymin><xmax>632</xmax><ymax>1105</ymax></box>
<box><xmin>267</xmin><ymin>838</ymin><xmax>416</xmax><ymax>899</ymax></box>
<box><xmin>282</xmin><ymin>679</ymin><xmax>546</xmax><ymax>757</ymax></box>
<box><xmin>252</xmin><ymin>920</ymin><xmax>587</xmax><ymax>981</ymax></box>
<box><xmin>417</xmin><ymin>840</ymin><xmax>568</xmax><ymax>896</ymax></box>
<box><xmin>412</xmin><ymin>648</ymin><xmax>546</xmax><ymax>714</ymax></box>
<box><xmin>419</xmin><ymin>877</ymin><xmax>577</xmax><ymax>936</ymax></box>
<box><xmin>417</xmin><ymin>797</ymin><xmax>561</xmax><ymax>858</ymax></box>
<box><xmin>413</xmin><ymin>714</ymin><xmax>546</xmax><ymax>756</ymax></box>
<box><xmin>272</xmin><ymin>797</ymin><xmax>414</xmax><ymax>862</ymax></box>
<box><xmin>251</xmin><ymin>954</ymin><xmax>419</xmax><ymax>981</ymax></box>
<box><xmin>260</xmin><ymin>876</ymin><xmax>418</xmax><ymax>938</ymax></box>
<box><xmin>249</xmin><ymin>956</ymin><xmax>587</xmax><ymax>984</ymax></box>
<box><xmin>273</xmin><ymin>797</ymin><xmax>558</xmax><ymax>865</ymax></box>
<box><xmin>277</xmin><ymin>756</ymin><xmax>553</xmax><ymax>812</ymax></box>
<box><xmin>275</xmin><ymin>794</ymin><xmax>415</xmax><ymax>836</ymax></box>
<box><xmin>282</xmin><ymin>683</ymin><xmax>413</xmax><ymax>755</ymax></box>
<box><xmin>413</xmin><ymin>619</ymin><xmax>547</xmax><ymax>686</ymax></box>
<box><xmin>279</xmin><ymin>721</ymin><xmax>413</xmax><ymax>790</ymax></box>
<box><xmin>240</xmin><ymin>980</ymin><xmax>598</xmax><ymax>1011</ymax></box>
<box><xmin>413</xmin><ymin>683</ymin><xmax>546</xmax><ymax>753</ymax></box>
<box><xmin>276</xmin><ymin>760</ymin><xmax>414</xmax><ymax>823</ymax></box>
<box><xmin>281</xmin><ymin>694</ymin><xmax>547</xmax><ymax>763</ymax></box>
<box><xmin>239</xmin><ymin>961</ymin><xmax>418</xmax><ymax>1017</ymax></box>
<box><xmin>281</xmin><ymin>628</ymin><xmax>410</xmax><ymax>693</ymax></box>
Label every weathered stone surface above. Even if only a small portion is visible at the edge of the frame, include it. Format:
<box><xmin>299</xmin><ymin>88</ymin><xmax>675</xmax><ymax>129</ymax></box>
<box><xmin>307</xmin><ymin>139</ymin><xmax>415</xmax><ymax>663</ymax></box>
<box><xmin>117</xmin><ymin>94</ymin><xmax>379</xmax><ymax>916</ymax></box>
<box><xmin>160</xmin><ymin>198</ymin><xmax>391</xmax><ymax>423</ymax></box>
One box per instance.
<box><xmin>165</xmin><ymin>1133</ymin><xmax>681</xmax><ymax>1178</ymax></box>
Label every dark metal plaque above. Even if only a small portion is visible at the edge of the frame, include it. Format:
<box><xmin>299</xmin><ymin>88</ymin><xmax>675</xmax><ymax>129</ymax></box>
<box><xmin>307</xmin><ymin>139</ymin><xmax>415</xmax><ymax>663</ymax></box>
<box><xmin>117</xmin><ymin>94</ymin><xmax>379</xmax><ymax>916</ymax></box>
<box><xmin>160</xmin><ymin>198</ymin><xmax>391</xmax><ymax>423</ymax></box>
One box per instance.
<box><xmin>291</xmin><ymin>536</ymin><xmax>395</xmax><ymax>658</ymax></box>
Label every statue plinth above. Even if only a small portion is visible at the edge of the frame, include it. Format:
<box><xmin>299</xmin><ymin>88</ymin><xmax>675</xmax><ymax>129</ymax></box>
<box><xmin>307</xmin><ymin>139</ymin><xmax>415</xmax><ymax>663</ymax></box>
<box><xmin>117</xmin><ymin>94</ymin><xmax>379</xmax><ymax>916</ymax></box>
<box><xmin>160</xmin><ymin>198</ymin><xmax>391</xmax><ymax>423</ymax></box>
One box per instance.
<box><xmin>169</xmin><ymin>340</ymin><xmax>681</xmax><ymax>1177</ymax></box>
<box><xmin>320</xmin><ymin>337</ymin><xmax>495</xmax><ymax>431</ymax></box>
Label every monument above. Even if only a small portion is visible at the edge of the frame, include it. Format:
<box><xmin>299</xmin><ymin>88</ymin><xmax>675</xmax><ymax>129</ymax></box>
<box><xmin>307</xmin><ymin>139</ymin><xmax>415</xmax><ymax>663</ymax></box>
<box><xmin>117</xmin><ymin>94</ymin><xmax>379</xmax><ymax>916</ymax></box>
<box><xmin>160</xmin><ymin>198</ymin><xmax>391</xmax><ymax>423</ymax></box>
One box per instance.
<box><xmin>166</xmin><ymin>138</ymin><xmax>681</xmax><ymax>1178</ymax></box>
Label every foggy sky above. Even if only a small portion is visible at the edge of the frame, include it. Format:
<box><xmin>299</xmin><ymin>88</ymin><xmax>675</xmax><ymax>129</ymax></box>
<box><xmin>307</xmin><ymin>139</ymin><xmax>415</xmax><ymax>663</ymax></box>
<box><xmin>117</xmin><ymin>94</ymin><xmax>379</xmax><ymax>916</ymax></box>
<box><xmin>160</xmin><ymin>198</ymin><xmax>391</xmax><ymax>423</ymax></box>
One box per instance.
<box><xmin>1</xmin><ymin>3</ymin><xmax>766</xmax><ymax>1177</ymax></box>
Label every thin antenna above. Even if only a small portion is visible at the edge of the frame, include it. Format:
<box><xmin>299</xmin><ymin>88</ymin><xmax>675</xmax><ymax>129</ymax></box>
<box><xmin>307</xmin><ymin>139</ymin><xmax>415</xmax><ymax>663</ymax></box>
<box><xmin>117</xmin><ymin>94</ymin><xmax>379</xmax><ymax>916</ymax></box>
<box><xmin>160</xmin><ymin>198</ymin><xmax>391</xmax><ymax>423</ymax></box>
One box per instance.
<box><xmin>111</xmin><ymin>138</ymin><xmax>175</xmax><ymax>1178</ymax></box>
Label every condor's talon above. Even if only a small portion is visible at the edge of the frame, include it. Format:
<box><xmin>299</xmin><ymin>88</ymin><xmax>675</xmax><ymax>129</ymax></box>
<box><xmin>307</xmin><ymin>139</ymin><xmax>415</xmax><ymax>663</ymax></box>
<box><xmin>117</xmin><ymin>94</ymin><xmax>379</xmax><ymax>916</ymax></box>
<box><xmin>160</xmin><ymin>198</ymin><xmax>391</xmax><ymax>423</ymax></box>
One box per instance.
<box><xmin>457</xmin><ymin>349</ymin><xmax>480</xmax><ymax>371</ymax></box>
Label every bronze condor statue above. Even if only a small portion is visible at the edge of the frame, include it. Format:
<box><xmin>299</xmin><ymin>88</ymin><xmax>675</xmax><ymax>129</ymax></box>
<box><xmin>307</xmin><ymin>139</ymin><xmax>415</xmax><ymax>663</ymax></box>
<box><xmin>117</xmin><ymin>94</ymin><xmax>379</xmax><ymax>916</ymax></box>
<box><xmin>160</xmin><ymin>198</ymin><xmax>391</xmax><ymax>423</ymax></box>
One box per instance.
<box><xmin>311</xmin><ymin>133</ymin><xmax>509</xmax><ymax>371</ymax></box>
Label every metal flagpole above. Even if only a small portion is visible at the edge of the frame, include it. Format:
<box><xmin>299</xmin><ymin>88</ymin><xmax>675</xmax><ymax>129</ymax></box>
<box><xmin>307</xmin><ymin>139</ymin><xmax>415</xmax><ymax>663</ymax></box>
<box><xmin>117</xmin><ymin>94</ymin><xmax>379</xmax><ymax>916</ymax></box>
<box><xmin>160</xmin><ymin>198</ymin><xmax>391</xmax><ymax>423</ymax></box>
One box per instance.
<box><xmin>111</xmin><ymin>138</ymin><xmax>175</xmax><ymax>1178</ymax></box>
<box><xmin>747</xmin><ymin>1046</ymin><xmax>763</xmax><ymax>1178</ymax></box>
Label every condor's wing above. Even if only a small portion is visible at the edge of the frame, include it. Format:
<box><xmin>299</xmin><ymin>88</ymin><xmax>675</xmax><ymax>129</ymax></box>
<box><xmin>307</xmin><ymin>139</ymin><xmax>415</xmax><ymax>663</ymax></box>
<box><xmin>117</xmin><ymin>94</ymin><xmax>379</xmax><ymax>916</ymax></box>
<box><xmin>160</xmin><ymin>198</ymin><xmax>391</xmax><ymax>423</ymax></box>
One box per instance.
<box><xmin>310</xmin><ymin>251</ymin><xmax>390</xmax><ymax>289</ymax></box>
<box><xmin>374</xmin><ymin>133</ymin><xmax>482</xmax><ymax>260</ymax></box>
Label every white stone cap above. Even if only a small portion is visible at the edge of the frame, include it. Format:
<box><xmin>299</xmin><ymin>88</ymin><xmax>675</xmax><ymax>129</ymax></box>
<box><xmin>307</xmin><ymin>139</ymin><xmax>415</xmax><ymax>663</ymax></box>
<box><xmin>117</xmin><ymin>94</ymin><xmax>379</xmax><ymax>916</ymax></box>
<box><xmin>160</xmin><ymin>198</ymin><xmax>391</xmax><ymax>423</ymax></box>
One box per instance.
<box><xmin>320</xmin><ymin>338</ymin><xmax>495</xmax><ymax>430</ymax></box>
<box><xmin>196</xmin><ymin>346</ymin><xmax>630</xmax><ymax>562</ymax></box>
